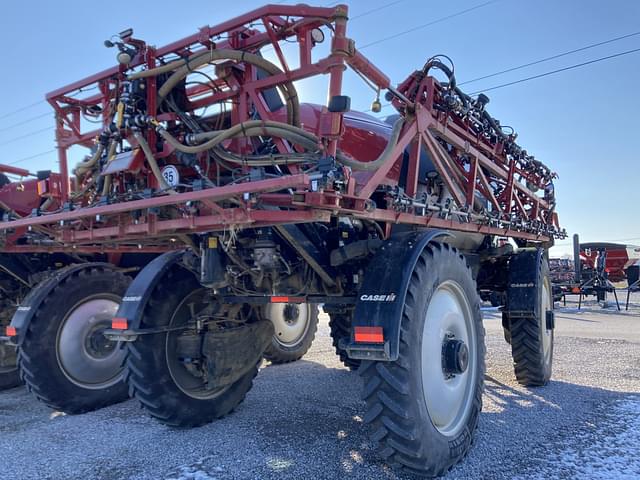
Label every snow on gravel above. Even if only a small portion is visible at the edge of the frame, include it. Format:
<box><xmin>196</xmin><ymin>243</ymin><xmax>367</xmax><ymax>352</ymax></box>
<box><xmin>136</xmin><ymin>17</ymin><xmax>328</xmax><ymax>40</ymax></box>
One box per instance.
<box><xmin>524</xmin><ymin>396</ymin><xmax>640</xmax><ymax>479</ymax></box>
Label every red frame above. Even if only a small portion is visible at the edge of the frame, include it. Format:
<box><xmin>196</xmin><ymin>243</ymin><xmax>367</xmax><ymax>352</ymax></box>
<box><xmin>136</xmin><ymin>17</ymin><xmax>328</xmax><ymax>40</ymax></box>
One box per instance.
<box><xmin>0</xmin><ymin>3</ymin><xmax>563</xmax><ymax>253</ymax></box>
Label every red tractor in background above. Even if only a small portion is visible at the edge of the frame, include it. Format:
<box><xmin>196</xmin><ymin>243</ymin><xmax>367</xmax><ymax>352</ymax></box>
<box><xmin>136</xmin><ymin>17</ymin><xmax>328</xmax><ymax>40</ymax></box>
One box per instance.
<box><xmin>1</xmin><ymin>4</ymin><xmax>565</xmax><ymax>476</ymax></box>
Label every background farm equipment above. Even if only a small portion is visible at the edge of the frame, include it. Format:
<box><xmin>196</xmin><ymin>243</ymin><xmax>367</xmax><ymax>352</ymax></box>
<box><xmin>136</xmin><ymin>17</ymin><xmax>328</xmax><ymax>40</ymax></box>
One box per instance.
<box><xmin>1</xmin><ymin>4</ymin><xmax>565</xmax><ymax>476</ymax></box>
<box><xmin>551</xmin><ymin>234</ymin><xmax>640</xmax><ymax>309</ymax></box>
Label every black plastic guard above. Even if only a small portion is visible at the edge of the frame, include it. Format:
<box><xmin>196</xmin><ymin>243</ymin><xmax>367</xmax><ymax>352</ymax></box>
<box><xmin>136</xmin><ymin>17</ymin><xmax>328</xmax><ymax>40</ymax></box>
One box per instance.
<box><xmin>6</xmin><ymin>262</ymin><xmax>114</xmax><ymax>346</ymax></box>
<box><xmin>114</xmin><ymin>250</ymin><xmax>187</xmax><ymax>332</ymax></box>
<box><xmin>343</xmin><ymin>230</ymin><xmax>450</xmax><ymax>362</ymax></box>
<box><xmin>505</xmin><ymin>247</ymin><xmax>544</xmax><ymax>319</ymax></box>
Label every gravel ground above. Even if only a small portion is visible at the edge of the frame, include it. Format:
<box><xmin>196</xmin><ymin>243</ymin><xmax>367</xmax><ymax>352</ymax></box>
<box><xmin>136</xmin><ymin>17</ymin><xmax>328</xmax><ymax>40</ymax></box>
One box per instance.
<box><xmin>1</xmin><ymin>293</ymin><xmax>639</xmax><ymax>479</ymax></box>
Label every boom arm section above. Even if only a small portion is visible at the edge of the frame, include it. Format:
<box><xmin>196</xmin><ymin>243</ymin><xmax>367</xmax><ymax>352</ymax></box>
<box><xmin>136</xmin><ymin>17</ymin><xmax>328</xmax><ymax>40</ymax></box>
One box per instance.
<box><xmin>0</xmin><ymin>3</ymin><xmax>564</xmax><ymax>253</ymax></box>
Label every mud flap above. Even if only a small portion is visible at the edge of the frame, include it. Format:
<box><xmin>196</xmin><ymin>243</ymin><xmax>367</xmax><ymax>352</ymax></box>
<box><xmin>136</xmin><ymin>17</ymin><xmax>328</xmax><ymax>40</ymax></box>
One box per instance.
<box><xmin>106</xmin><ymin>250</ymin><xmax>190</xmax><ymax>340</ymax></box>
<box><xmin>341</xmin><ymin>230</ymin><xmax>450</xmax><ymax>362</ymax></box>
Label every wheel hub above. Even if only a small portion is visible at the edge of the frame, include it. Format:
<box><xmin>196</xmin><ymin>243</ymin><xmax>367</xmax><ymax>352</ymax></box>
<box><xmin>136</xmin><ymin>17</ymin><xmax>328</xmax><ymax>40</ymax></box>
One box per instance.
<box><xmin>442</xmin><ymin>338</ymin><xmax>469</xmax><ymax>376</ymax></box>
<box><xmin>265</xmin><ymin>303</ymin><xmax>309</xmax><ymax>346</ymax></box>
<box><xmin>85</xmin><ymin>325</ymin><xmax>117</xmax><ymax>359</ymax></box>
<box><xmin>283</xmin><ymin>304</ymin><xmax>300</xmax><ymax>325</ymax></box>
<box><xmin>56</xmin><ymin>296</ymin><xmax>124</xmax><ymax>389</ymax></box>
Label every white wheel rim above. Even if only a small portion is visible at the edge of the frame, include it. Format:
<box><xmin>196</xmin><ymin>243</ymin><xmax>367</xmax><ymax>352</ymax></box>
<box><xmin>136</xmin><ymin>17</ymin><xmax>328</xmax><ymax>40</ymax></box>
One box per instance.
<box><xmin>541</xmin><ymin>278</ymin><xmax>553</xmax><ymax>363</ymax></box>
<box><xmin>421</xmin><ymin>281</ymin><xmax>477</xmax><ymax>437</ymax></box>
<box><xmin>56</xmin><ymin>295</ymin><xmax>124</xmax><ymax>389</ymax></box>
<box><xmin>265</xmin><ymin>303</ymin><xmax>310</xmax><ymax>347</ymax></box>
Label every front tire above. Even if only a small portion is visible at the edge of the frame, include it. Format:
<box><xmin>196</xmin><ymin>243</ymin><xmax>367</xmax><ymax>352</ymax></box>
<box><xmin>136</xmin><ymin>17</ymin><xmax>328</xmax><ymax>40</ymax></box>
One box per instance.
<box><xmin>125</xmin><ymin>267</ymin><xmax>259</xmax><ymax>427</ymax></box>
<box><xmin>360</xmin><ymin>243</ymin><xmax>485</xmax><ymax>477</ymax></box>
<box><xmin>263</xmin><ymin>303</ymin><xmax>318</xmax><ymax>364</ymax></box>
<box><xmin>17</xmin><ymin>266</ymin><xmax>130</xmax><ymax>413</ymax></box>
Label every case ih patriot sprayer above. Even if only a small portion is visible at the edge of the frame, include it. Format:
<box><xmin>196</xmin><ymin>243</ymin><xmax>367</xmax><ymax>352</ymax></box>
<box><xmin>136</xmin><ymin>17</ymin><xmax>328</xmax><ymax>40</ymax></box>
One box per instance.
<box><xmin>1</xmin><ymin>4</ymin><xmax>564</xmax><ymax>476</ymax></box>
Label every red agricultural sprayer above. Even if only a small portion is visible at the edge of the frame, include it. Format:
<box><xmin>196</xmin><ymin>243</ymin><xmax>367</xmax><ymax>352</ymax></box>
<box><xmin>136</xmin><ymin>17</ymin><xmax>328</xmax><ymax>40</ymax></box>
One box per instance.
<box><xmin>2</xmin><ymin>4</ymin><xmax>564</xmax><ymax>476</ymax></box>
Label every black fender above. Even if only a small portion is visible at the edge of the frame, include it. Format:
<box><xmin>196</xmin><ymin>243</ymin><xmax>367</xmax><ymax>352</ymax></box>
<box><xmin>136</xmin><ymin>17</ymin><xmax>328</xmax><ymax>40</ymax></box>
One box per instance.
<box><xmin>343</xmin><ymin>229</ymin><xmax>451</xmax><ymax>362</ymax></box>
<box><xmin>6</xmin><ymin>262</ymin><xmax>115</xmax><ymax>346</ymax></box>
<box><xmin>503</xmin><ymin>247</ymin><xmax>552</xmax><ymax>324</ymax></box>
<box><xmin>112</xmin><ymin>250</ymin><xmax>191</xmax><ymax>333</ymax></box>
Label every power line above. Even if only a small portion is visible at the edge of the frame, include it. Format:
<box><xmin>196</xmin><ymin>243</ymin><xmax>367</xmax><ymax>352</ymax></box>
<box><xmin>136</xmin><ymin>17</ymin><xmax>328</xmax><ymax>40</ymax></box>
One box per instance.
<box><xmin>351</xmin><ymin>0</ymin><xmax>407</xmax><ymax>20</ymax></box>
<box><xmin>459</xmin><ymin>30</ymin><xmax>640</xmax><ymax>86</ymax></box>
<box><xmin>0</xmin><ymin>126</ymin><xmax>52</xmax><ymax>147</ymax></box>
<box><xmin>468</xmin><ymin>47</ymin><xmax>640</xmax><ymax>95</ymax></box>
<box><xmin>365</xmin><ymin>41</ymin><xmax>640</xmax><ymax>114</ymax></box>
<box><xmin>7</xmin><ymin>149</ymin><xmax>56</xmax><ymax>166</ymax></box>
<box><xmin>0</xmin><ymin>100</ymin><xmax>47</xmax><ymax>122</ymax></box>
<box><xmin>359</xmin><ymin>0</ymin><xmax>501</xmax><ymax>49</ymax></box>
<box><xmin>0</xmin><ymin>112</ymin><xmax>52</xmax><ymax>134</ymax></box>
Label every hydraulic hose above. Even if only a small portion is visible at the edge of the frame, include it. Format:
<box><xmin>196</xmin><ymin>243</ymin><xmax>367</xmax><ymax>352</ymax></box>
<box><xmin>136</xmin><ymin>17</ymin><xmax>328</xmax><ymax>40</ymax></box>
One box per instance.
<box><xmin>133</xmin><ymin>131</ymin><xmax>174</xmax><ymax>193</ymax></box>
<box><xmin>335</xmin><ymin>118</ymin><xmax>404</xmax><ymax>172</ymax></box>
<box><xmin>159</xmin><ymin>117</ymin><xmax>404</xmax><ymax>171</ymax></box>
<box><xmin>157</xmin><ymin>120</ymin><xmax>318</xmax><ymax>155</ymax></box>
<box><xmin>101</xmin><ymin>140</ymin><xmax>118</xmax><ymax>196</ymax></box>
<box><xmin>74</xmin><ymin>143</ymin><xmax>105</xmax><ymax>179</ymax></box>
<box><xmin>137</xmin><ymin>48</ymin><xmax>299</xmax><ymax>127</ymax></box>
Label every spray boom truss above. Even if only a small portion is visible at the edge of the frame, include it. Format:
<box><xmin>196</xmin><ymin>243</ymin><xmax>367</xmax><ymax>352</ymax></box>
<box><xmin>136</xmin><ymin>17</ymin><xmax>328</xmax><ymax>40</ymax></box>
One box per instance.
<box><xmin>0</xmin><ymin>3</ymin><xmax>564</xmax><ymax>253</ymax></box>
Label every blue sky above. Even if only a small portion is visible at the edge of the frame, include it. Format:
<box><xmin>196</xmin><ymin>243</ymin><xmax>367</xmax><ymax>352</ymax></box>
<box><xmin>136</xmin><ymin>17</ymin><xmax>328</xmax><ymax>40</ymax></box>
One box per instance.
<box><xmin>0</xmin><ymin>0</ymin><xmax>638</xmax><ymax>255</ymax></box>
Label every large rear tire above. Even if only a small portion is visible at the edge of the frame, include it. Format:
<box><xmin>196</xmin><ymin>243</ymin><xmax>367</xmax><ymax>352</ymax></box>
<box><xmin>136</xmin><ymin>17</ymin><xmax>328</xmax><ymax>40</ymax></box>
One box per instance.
<box><xmin>360</xmin><ymin>243</ymin><xmax>485</xmax><ymax>477</ymax></box>
<box><xmin>263</xmin><ymin>303</ymin><xmax>318</xmax><ymax>364</ymax></box>
<box><xmin>124</xmin><ymin>268</ymin><xmax>259</xmax><ymax>427</ymax></box>
<box><xmin>17</xmin><ymin>266</ymin><xmax>130</xmax><ymax>413</ymax></box>
<box><xmin>507</xmin><ymin>252</ymin><xmax>554</xmax><ymax>386</ymax></box>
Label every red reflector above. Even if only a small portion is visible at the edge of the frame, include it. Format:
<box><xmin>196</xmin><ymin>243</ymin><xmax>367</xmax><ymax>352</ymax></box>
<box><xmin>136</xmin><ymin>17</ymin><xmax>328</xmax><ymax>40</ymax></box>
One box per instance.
<box><xmin>111</xmin><ymin>318</ymin><xmax>128</xmax><ymax>330</ymax></box>
<box><xmin>271</xmin><ymin>296</ymin><xmax>289</xmax><ymax>303</ymax></box>
<box><xmin>5</xmin><ymin>326</ymin><xmax>17</xmax><ymax>337</ymax></box>
<box><xmin>354</xmin><ymin>326</ymin><xmax>384</xmax><ymax>344</ymax></box>
<box><xmin>270</xmin><ymin>296</ymin><xmax>305</xmax><ymax>303</ymax></box>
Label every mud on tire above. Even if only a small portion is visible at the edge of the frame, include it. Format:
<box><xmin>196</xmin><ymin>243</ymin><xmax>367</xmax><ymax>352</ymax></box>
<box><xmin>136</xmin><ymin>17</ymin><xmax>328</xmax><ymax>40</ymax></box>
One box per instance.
<box><xmin>18</xmin><ymin>266</ymin><xmax>130</xmax><ymax>413</ymax></box>
<box><xmin>359</xmin><ymin>243</ymin><xmax>485</xmax><ymax>477</ymax></box>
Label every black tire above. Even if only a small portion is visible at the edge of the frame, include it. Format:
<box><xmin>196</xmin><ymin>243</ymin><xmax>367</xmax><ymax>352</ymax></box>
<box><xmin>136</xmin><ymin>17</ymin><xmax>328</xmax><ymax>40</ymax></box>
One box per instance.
<box><xmin>501</xmin><ymin>312</ymin><xmax>512</xmax><ymax>345</ymax></box>
<box><xmin>360</xmin><ymin>243</ymin><xmax>485</xmax><ymax>477</ymax></box>
<box><xmin>327</xmin><ymin>307</ymin><xmax>360</xmax><ymax>370</ymax></box>
<box><xmin>508</xmin><ymin>254</ymin><xmax>553</xmax><ymax>386</ymax></box>
<box><xmin>17</xmin><ymin>266</ymin><xmax>130</xmax><ymax>413</ymax></box>
<box><xmin>0</xmin><ymin>347</ymin><xmax>21</xmax><ymax>390</ymax></box>
<box><xmin>125</xmin><ymin>267</ymin><xmax>258</xmax><ymax>427</ymax></box>
<box><xmin>263</xmin><ymin>303</ymin><xmax>318</xmax><ymax>364</ymax></box>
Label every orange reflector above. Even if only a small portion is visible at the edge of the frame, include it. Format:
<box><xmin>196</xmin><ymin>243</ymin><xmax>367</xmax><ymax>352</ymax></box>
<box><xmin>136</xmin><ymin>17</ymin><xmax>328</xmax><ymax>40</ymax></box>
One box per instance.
<box><xmin>111</xmin><ymin>318</ymin><xmax>128</xmax><ymax>330</ymax></box>
<box><xmin>354</xmin><ymin>326</ymin><xmax>384</xmax><ymax>344</ymax></box>
<box><xmin>5</xmin><ymin>326</ymin><xmax>17</xmax><ymax>337</ymax></box>
<box><xmin>36</xmin><ymin>180</ymin><xmax>48</xmax><ymax>196</ymax></box>
<box><xmin>571</xmin><ymin>287</ymin><xmax>581</xmax><ymax>294</ymax></box>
